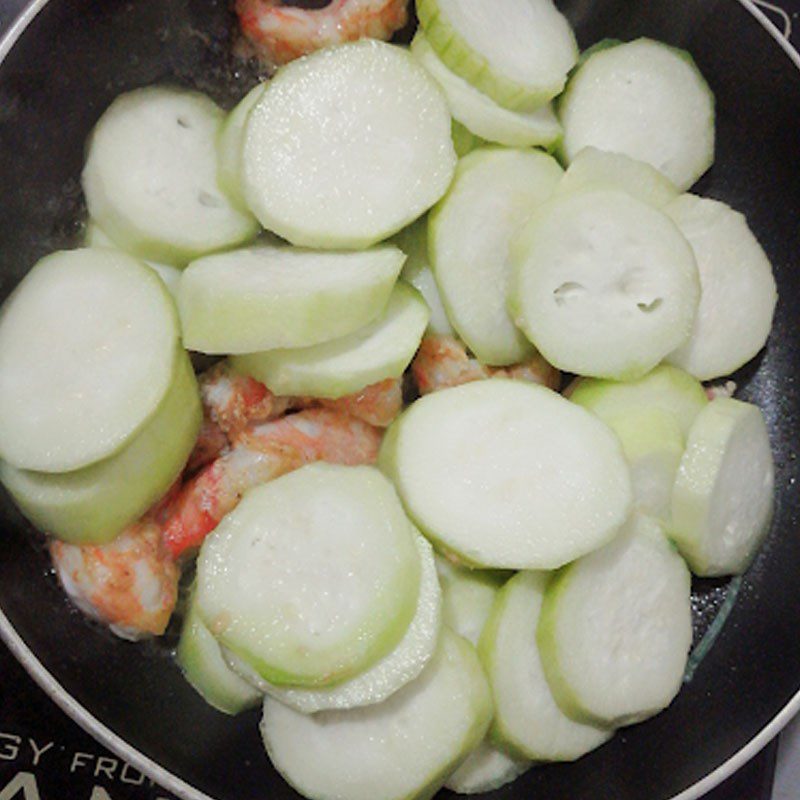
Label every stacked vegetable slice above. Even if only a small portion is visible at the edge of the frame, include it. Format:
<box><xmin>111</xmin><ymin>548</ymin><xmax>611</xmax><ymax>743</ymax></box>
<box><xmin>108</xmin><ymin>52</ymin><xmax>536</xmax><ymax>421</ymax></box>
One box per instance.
<box><xmin>182</xmin><ymin>463</ymin><xmax>498</xmax><ymax>799</ymax></box>
<box><xmin>195</xmin><ymin>465</ymin><xmax>423</xmax><ymax>687</ymax></box>
<box><xmin>558</xmin><ymin>38</ymin><xmax>715</xmax><ymax>190</ymax></box>
<box><xmin>0</xmin><ymin>249</ymin><xmax>201</xmax><ymax>544</ymax></box>
<box><xmin>82</xmin><ymin>87</ymin><xmax>259</xmax><ymax>264</ymax></box>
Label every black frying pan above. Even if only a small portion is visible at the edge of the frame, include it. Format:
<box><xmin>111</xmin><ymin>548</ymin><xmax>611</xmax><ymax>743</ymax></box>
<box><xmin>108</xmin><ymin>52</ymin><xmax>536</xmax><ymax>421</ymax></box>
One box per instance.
<box><xmin>0</xmin><ymin>2</ymin><xmax>798</xmax><ymax>799</ymax></box>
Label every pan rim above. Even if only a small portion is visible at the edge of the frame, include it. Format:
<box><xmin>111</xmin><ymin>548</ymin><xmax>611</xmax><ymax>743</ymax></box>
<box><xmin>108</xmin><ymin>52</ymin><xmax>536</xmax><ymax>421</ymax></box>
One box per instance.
<box><xmin>0</xmin><ymin>1</ymin><xmax>798</xmax><ymax>799</ymax></box>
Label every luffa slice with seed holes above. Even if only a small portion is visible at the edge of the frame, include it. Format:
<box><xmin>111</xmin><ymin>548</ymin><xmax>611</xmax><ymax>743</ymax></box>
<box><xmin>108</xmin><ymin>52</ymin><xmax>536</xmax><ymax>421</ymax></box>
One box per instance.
<box><xmin>82</xmin><ymin>87</ymin><xmax>258</xmax><ymax>264</ymax></box>
<box><xmin>510</xmin><ymin>189</ymin><xmax>700</xmax><ymax>380</ymax></box>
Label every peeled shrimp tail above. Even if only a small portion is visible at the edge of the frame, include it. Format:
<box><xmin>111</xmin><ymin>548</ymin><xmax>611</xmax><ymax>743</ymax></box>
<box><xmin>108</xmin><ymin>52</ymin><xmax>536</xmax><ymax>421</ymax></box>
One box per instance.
<box><xmin>189</xmin><ymin>361</ymin><xmax>293</xmax><ymax>472</ymax></box>
<box><xmin>237</xmin><ymin>407</ymin><xmax>383</xmax><ymax>463</ymax></box>
<box><xmin>50</xmin><ymin>521</ymin><xmax>179</xmax><ymax>640</ymax></box>
<box><xmin>162</xmin><ymin>447</ymin><xmax>290</xmax><ymax>560</ymax></box>
<box><xmin>236</xmin><ymin>0</ymin><xmax>410</xmax><ymax>66</ymax></box>
<box><xmin>163</xmin><ymin>408</ymin><xmax>382</xmax><ymax>559</ymax></box>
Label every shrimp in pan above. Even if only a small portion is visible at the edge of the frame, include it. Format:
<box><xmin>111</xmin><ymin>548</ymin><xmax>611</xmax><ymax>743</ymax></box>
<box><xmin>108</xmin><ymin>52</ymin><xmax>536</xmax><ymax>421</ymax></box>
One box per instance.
<box><xmin>411</xmin><ymin>334</ymin><xmax>561</xmax><ymax>395</ymax></box>
<box><xmin>50</xmin><ymin>408</ymin><xmax>382</xmax><ymax>637</ymax></box>
<box><xmin>311</xmin><ymin>378</ymin><xmax>403</xmax><ymax>428</ymax></box>
<box><xmin>199</xmin><ymin>361</ymin><xmax>292</xmax><ymax>441</ymax></box>
<box><xmin>201</xmin><ymin>361</ymin><xmax>403</xmax><ymax>432</ymax></box>
<box><xmin>190</xmin><ymin>362</ymin><xmax>401</xmax><ymax>469</ymax></box>
<box><xmin>236</xmin><ymin>0</ymin><xmax>410</xmax><ymax>66</ymax></box>
<box><xmin>49</xmin><ymin>520</ymin><xmax>179</xmax><ymax>640</ymax></box>
<box><xmin>162</xmin><ymin>408</ymin><xmax>382</xmax><ymax>559</ymax></box>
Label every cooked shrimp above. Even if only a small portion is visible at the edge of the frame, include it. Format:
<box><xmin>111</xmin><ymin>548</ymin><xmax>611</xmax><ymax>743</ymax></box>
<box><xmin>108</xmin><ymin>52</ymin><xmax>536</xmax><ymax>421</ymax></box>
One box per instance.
<box><xmin>411</xmin><ymin>335</ymin><xmax>491</xmax><ymax>394</ymax></box>
<box><xmin>412</xmin><ymin>335</ymin><xmax>561</xmax><ymax>395</ymax></box>
<box><xmin>200</xmin><ymin>361</ymin><xmax>291</xmax><ymax>438</ymax></box>
<box><xmin>162</xmin><ymin>408</ymin><xmax>382</xmax><ymax>559</ymax></box>
<box><xmin>200</xmin><ymin>362</ymin><xmax>403</xmax><ymax>437</ymax></box>
<box><xmin>50</xmin><ymin>521</ymin><xmax>179</xmax><ymax>640</ymax></box>
<box><xmin>185</xmin><ymin>411</ymin><xmax>230</xmax><ymax>474</ymax></box>
<box><xmin>313</xmin><ymin>377</ymin><xmax>403</xmax><ymax>428</ymax></box>
<box><xmin>236</xmin><ymin>0</ymin><xmax>409</xmax><ymax>67</ymax></box>
<box><xmin>49</xmin><ymin>408</ymin><xmax>381</xmax><ymax>637</ymax></box>
<box><xmin>501</xmin><ymin>358</ymin><xmax>561</xmax><ymax>391</ymax></box>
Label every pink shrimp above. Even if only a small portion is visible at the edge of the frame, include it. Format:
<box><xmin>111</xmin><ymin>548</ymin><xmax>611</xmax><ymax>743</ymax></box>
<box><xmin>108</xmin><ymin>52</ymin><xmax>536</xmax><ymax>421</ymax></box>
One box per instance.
<box><xmin>189</xmin><ymin>363</ymin><xmax>401</xmax><ymax>468</ymax></box>
<box><xmin>49</xmin><ymin>520</ymin><xmax>179</xmax><ymax>640</ymax></box>
<box><xmin>501</xmin><ymin>359</ymin><xmax>561</xmax><ymax>389</ymax></box>
<box><xmin>185</xmin><ymin>412</ymin><xmax>230</xmax><ymax>474</ymax></box>
<box><xmin>48</xmin><ymin>407</ymin><xmax>382</xmax><ymax>638</ymax></box>
<box><xmin>162</xmin><ymin>408</ymin><xmax>382</xmax><ymax>559</ymax></box>
<box><xmin>312</xmin><ymin>377</ymin><xmax>403</xmax><ymax>428</ymax></box>
<box><xmin>411</xmin><ymin>335</ymin><xmax>561</xmax><ymax>395</ymax></box>
<box><xmin>411</xmin><ymin>335</ymin><xmax>490</xmax><ymax>394</ymax></box>
<box><xmin>200</xmin><ymin>361</ymin><xmax>292</xmax><ymax>439</ymax></box>
<box><xmin>236</xmin><ymin>0</ymin><xmax>409</xmax><ymax>67</ymax></box>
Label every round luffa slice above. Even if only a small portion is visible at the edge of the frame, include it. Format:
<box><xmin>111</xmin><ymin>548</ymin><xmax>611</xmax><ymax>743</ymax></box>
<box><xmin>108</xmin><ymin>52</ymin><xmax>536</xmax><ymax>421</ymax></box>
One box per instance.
<box><xmin>510</xmin><ymin>189</ymin><xmax>700</xmax><ymax>380</ymax></box>
<box><xmin>537</xmin><ymin>515</ymin><xmax>692</xmax><ymax>728</ymax></box>
<box><xmin>417</xmin><ymin>0</ymin><xmax>577</xmax><ymax>110</ymax></box>
<box><xmin>380</xmin><ymin>380</ymin><xmax>632</xmax><ymax>569</ymax></box>
<box><xmin>671</xmin><ymin>398</ymin><xmax>774</xmax><ymax>576</ymax></box>
<box><xmin>82</xmin><ymin>87</ymin><xmax>257</xmax><ymax>264</ymax></box>
<box><xmin>479</xmin><ymin>571</ymin><xmax>613</xmax><ymax>761</ymax></box>
<box><xmin>0</xmin><ymin>248</ymin><xmax>179</xmax><ymax>472</ymax></box>
<box><xmin>224</xmin><ymin>531</ymin><xmax>442</xmax><ymax>713</ymax></box>
<box><xmin>559</xmin><ymin>38</ymin><xmax>715</xmax><ymax>190</ymax></box>
<box><xmin>261</xmin><ymin>630</ymin><xmax>492</xmax><ymax>800</ymax></box>
<box><xmin>196</xmin><ymin>464</ymin><xmax>421</xmax><ymax>687</ymax></box>
<box><xmin>178</xmin><ymin>244</ymin><xmax>404</xmax><ymax>354</ymax></box>
<box><xmin>230</xmin><ymin>283</ymin><xmax>429</xmax><ymax>399</ymax></box>
<box><xmin>242</xmin><ymin>40</ymin><xmax>455</xmax><ymax>249</ymax></box>
<box><xmin>0</xmin><ymin>350</ymin><xmax>200</xmax><ymax>544</ymax></box>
